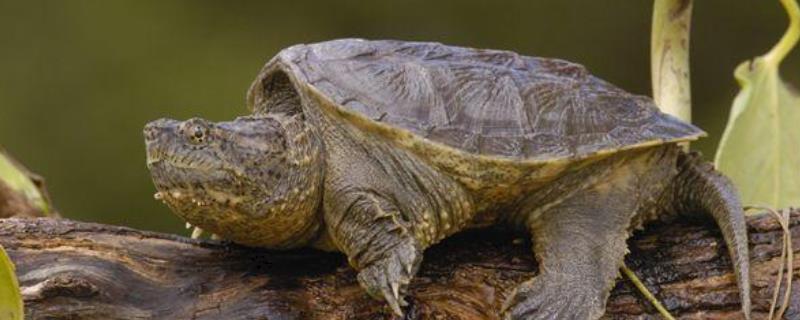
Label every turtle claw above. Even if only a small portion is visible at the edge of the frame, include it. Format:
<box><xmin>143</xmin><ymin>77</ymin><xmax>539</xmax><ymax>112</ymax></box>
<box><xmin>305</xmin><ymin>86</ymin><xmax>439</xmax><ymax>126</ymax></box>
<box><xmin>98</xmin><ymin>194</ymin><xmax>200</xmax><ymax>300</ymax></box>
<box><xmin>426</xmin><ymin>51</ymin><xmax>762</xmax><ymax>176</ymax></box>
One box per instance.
<box><xmin>357</xmin><ymin>256</ymin><xmax>409</xmax><ymax>316</ymax></box>
<box><xmin>190</xmin><ymin>227</ymin><xmax>203</xmax><ymax>239</ymax></box>
<box><xmin>501</xmin><ymin>278</ymin><xmax>602</xmax><ymax>320</ymax></box>
<box><xmin>391</xmin><ymin>281</ymin><xmax>400</xmax><ymax>301</ymax></box>
<box><xmin>356</xmin><ymin>243</ymin><xmax>418</xmax><ymax>317</ymax></box>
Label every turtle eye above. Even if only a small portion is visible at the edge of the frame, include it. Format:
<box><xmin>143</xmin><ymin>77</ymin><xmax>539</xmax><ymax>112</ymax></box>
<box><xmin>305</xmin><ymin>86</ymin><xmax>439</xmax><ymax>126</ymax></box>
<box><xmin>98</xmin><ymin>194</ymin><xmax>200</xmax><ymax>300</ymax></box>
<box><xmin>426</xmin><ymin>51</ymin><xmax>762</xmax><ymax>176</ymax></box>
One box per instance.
<box><xmin>188</xmin><ymin>125</ymin><xmax>207</xmax><ymax>144</ymax></box>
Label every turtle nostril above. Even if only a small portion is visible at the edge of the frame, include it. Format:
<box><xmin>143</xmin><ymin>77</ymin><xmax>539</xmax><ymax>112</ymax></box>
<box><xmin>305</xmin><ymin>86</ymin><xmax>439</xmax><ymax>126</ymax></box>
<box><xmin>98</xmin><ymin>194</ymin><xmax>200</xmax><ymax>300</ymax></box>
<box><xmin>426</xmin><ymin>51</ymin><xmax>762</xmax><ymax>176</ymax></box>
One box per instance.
<box><xmin>144</xmin><ymin>125</ymin><xmax>159</xmax><ymax>142</ymax></box>
<box><xmin>144</xmin><ymin>119</ymin><xmax>179</xmax><ymax>143</ymax></box>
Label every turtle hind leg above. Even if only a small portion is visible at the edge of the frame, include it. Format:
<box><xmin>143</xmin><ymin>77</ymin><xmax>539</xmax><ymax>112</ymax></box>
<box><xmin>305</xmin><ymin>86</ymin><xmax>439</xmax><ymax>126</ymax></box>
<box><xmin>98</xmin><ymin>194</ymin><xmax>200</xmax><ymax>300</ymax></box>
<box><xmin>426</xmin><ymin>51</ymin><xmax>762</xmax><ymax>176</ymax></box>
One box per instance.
<box><xmin>502</xmin><ymin>161</ymin><xmax>655</xmax><ymax>320</ymax></box>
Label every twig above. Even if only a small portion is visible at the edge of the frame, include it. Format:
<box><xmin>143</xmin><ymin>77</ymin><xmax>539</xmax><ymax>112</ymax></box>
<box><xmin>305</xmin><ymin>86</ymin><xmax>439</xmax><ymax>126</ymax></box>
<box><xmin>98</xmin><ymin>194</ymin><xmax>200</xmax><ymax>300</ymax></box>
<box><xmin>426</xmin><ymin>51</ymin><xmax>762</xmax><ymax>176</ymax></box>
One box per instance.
<box><xmin>621</xmin><ymin>264</ymin><xmax>676</xmax><ymax>320</ymax></box>
<box><xmin>745</xmin><ymin>206</ymin><xmax>794</xmax><ymax>320</ymax></box>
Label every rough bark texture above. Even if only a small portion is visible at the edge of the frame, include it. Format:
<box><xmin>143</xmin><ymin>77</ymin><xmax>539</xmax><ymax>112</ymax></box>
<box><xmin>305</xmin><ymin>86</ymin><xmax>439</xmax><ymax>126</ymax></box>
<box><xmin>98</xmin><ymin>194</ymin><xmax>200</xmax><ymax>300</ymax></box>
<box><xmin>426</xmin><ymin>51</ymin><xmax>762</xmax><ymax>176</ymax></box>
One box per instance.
<box><xmin>0</xmin><ymin>212</ymin><xmax>797</xmax><ymax>320</ymax></box>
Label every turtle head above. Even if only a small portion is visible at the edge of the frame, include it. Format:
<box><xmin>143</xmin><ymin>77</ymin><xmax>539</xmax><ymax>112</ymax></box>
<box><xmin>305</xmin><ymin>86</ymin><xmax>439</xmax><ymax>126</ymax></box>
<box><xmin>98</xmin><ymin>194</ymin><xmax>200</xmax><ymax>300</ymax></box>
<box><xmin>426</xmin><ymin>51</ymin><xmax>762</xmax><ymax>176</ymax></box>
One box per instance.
<box><xmin>144</xmin><ymin>114</ymin><xmax>324</xmax><ymax>248</ymax></box>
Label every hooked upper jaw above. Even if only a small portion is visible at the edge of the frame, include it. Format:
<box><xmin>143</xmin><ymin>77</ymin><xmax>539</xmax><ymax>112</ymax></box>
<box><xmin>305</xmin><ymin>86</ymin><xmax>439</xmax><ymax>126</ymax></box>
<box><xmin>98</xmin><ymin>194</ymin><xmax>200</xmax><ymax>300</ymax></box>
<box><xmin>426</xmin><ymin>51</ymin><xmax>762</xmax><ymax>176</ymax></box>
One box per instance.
<box><xmin>144</xmin><ymin>118</ymin><xmax>180</xmax><ymax>166</ymax></box>
<box><xmin>143</xmin><ymin>113</ymin><xmax>325</xmax><ymax>248</ymax></box>
<box><xmin>144</xmin><ymin>118</ymin><xmax>217</xmax><ymax>166</ymax></box>
<box><xmin>144</xmin><ymin>116</ymin><xmax>272</xmax><ymax>229</ymax></box>
<box><xmin>144</xmin><ymin>117</ymin><xmax>229</xmax><ymax>211</ymax></box>
<box><xmin>145</xmin><ymin>118</ymin><xmax>241</xmax><ymax>242</ymax></box>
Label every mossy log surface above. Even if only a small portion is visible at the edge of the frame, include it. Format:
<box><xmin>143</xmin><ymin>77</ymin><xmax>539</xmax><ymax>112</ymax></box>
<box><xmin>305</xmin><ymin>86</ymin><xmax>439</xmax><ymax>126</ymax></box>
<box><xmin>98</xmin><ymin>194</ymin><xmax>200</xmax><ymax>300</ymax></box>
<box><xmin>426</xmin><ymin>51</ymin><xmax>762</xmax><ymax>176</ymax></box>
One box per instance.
<box><xmin>0</xmin><ymin>211</ymin><xmax>798</xmax><ymax>320</ymax></box>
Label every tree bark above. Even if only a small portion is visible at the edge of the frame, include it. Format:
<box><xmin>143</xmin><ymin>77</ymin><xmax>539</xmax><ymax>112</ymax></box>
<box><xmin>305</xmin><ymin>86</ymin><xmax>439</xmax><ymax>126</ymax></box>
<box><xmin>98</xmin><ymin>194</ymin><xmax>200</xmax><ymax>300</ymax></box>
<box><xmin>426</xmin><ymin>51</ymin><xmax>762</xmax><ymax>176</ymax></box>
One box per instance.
<box><xmin>0</xmin><ymin>212</ymin><xmax>797</xmax><ymax>320</ymax></box>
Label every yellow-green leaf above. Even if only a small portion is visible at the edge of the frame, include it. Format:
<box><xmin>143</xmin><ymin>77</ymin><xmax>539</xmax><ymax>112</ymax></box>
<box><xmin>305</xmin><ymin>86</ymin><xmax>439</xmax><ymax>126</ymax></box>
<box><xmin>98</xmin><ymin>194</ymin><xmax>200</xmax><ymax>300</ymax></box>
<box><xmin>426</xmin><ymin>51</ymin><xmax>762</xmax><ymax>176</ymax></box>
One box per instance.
<box><xmin>714</xmin><ymin>0</ymin><xmax>800</xmax><ymax>208</ymax></box>
<box><xmin>0</xmin><ymin>245</ymin><xmax>23</xmax><ymax>320</ymax></box>
<box><xmin>0</xmin><ymin>149</ymin><xmax>51</xmax><ymax>215</ymax></box>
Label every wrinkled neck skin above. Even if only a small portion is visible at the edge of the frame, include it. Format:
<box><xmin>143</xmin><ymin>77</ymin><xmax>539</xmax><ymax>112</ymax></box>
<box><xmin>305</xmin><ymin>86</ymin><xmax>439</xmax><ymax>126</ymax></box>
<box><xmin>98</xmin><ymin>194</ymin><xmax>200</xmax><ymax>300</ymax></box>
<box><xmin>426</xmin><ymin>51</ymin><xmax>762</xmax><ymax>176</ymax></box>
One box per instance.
<box><xmin>146</xmin><ymin>113</ymin><xmax>325</xmax><ymax>249</ymax></box>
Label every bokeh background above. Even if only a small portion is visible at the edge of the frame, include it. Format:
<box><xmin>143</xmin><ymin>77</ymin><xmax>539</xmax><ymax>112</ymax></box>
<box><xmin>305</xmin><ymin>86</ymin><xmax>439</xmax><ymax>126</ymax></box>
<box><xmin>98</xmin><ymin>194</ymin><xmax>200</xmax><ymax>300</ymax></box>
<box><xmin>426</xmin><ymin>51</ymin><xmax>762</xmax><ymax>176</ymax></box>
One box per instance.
<box><xmin>1</xmin><ymin>1</ymin><xmax>797</xmax><ymax>235</ymax></box>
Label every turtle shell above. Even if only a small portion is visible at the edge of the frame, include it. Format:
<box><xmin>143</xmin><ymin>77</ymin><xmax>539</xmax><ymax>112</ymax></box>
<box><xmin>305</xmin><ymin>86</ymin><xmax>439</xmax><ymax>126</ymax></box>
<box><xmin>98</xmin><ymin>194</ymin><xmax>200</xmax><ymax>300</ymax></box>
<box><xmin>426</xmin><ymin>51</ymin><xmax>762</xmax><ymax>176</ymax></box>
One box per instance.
<box><xmin>247</xmin><ymin>39</ymin><xmax>704</xmax><ymax>163</ymax></box>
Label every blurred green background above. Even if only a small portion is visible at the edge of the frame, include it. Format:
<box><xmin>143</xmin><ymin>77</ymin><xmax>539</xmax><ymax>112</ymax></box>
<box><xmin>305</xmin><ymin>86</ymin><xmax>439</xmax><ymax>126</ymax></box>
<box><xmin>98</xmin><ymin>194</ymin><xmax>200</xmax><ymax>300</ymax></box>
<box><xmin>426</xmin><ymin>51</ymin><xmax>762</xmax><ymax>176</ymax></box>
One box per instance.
<box><xmin>0</xmin><ymin>1</ymin><xmax>797</xmax><ymax>235</ymax></box>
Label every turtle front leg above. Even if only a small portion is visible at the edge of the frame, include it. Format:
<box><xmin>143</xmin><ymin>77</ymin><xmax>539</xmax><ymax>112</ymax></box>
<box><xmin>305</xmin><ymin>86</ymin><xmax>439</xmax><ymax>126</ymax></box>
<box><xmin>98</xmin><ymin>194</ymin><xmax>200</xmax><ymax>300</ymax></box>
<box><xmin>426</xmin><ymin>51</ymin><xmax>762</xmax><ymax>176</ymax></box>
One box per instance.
<box><xmin>503</xmin><ymin>176</ymin><xmax>642</xmax><ymax>320</ymax></box>
<box><xmin>321</xmin><ymin>129</ymin><xmax>474</xmax><ymax>316</ymax></box>
<box><xmin>327</xmin><ymin>191</ymin><xmax>422</xmax><ymax>316</ymax></box>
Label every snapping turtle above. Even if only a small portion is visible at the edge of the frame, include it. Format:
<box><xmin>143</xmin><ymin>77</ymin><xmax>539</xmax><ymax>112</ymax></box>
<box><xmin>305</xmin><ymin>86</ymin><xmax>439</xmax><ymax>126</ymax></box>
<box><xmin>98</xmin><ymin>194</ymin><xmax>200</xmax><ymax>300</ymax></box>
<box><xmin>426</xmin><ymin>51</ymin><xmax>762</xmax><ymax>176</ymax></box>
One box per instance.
<box><xmin>144</xmin><ymin>39</ymin><xmax>750</xmax><ymax>319</ymax></box>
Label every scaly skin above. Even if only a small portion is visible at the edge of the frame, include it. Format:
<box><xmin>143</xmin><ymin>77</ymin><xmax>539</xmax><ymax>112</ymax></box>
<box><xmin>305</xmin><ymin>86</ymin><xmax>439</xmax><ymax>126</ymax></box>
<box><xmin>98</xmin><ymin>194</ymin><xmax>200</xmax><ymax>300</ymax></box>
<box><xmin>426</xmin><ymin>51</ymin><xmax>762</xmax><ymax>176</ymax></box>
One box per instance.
<box><xmin>145</xmin><ymin>111</ymin><xmax>750</xmax><ymax>319</ymax></box>
<box><xmin>145</xmin><ymin>114</ymin><xmax>325</xmax><ymax>249</ymax></box>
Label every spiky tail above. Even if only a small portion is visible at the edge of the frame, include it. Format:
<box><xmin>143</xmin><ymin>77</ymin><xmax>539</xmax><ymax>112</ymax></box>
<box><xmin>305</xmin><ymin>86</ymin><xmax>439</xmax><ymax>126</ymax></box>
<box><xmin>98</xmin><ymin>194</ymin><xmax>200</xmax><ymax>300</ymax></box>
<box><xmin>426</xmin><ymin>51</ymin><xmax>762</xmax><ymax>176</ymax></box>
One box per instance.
<box><xmin>671</xmin><ymin>152</ymin><xmax>751</xmax><ymax>319</ymax></box>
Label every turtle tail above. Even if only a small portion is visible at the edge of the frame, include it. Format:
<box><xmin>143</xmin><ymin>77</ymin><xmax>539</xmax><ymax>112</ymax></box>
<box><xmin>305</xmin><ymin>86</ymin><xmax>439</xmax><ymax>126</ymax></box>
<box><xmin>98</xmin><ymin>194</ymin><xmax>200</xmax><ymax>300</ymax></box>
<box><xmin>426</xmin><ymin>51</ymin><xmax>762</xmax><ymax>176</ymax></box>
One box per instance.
<box><xmin>671</xmin><ymin>151</ymin><xmax>751</xmax><ymax>320</ymax></box>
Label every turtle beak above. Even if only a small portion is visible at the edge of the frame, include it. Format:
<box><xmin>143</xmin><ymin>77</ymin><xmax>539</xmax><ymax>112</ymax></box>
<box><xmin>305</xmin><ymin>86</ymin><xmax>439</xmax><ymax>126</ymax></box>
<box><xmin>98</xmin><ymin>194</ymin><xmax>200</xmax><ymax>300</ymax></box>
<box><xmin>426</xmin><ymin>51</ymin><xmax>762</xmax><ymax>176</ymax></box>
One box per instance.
<box><xmin>144</xmin><ymin>118</ymin><xmax>180</xmax><ymax>165</ymax></box>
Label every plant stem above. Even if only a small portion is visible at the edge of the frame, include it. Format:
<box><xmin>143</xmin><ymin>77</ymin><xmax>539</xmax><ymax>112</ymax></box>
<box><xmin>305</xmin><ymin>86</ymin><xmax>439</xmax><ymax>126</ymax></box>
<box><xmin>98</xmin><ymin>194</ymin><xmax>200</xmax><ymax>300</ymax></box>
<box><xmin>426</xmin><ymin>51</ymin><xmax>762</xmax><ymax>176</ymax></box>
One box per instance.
<box><xmin>621</xmin><ymin>264</ymin><xmax>676</xmax><ymax>320</ymax></box>
<box><xmin>764</xmin><ymin>0</ymin><xmax>800</xmax><ymax>66</ymax></box>
<box><xmin>651</xmin><ymin>0</ymin><xmax>693</xmax><ymax>124</ymax></box>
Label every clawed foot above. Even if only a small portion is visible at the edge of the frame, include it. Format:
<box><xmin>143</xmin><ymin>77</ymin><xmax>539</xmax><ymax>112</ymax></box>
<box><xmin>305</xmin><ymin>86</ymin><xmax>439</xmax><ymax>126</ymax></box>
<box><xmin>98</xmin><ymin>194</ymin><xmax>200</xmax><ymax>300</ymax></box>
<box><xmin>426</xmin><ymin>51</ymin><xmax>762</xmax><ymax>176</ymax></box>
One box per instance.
<box><xmin>357</xmin><ymin>242</ymin><xmax>420</xmax><ymax>316</ymax></box>
<box><xmin>501</xmin><ymin>277</ymin><xmax>605</xmax><ymax>320</ymax></box>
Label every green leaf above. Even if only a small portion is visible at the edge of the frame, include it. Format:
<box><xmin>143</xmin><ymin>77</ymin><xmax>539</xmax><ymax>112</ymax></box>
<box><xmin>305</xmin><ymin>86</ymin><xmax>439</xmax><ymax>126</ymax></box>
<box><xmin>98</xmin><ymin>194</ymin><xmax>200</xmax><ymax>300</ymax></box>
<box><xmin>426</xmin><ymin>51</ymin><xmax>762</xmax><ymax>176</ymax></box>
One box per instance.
<box><xmin>0</xmin><ymin>245</ymin><xmax>23</xmax><ymax>320</ymax></box>
<box><xmin>0</xmin><ymin>149</ymin><xmax>51</xmax><ymax>215</ymax></box>
<box><xmin>714</xmin><ymin>0</ymin><xmax>800</xmax><ymax>208</ymax></box>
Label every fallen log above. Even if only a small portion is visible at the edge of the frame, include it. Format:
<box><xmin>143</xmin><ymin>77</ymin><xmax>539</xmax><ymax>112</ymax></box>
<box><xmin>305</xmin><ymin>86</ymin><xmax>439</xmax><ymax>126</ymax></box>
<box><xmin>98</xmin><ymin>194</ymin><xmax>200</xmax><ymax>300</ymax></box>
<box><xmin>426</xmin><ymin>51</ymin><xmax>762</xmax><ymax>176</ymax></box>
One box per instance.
<box><xmin>0</xmin><ymin>211</ymin><xmax>797</xmax><ymax>320</ymax></box>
